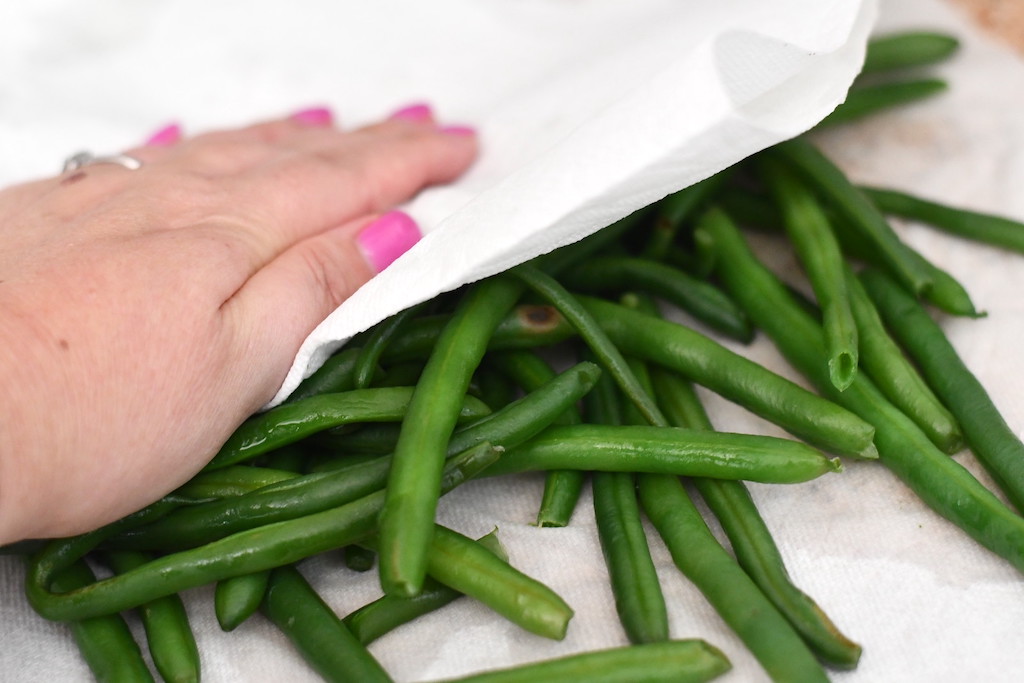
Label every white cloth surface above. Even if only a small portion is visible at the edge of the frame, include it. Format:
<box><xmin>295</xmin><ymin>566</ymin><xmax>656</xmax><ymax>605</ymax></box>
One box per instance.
<box><xmin>3</xmin><ymin>0</ymin><xmax>1024</xmax><ymax>681</ymax></box>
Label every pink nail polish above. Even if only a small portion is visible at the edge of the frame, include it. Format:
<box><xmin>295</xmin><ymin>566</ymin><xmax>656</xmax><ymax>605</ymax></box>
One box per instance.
<box><xmin>356</xmin><ymin>211</ymin><xmax>422</xmax><ymax>272</ymax></box>
<box><xmin>290</xmin><ymin>107</ymin><xmax>334</xmax><ymax>127</ymax></box>
<box><xmin>145</xmin><ymin>123</ymin><xmax>182</xmax><ymax>147</ymax></box>
<box><xmin>439</xmin><ymin>125</ymin><xmax>476</xmax><ymax>136</ymax></box>
<box><xmin>389</xmin><ymin>103</ymin><xmax>434</xmax><ymax>122</ymax></box>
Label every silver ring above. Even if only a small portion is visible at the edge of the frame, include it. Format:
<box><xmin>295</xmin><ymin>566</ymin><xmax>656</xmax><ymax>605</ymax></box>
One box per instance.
<box><xmin>62</xmin><ymin>151</ymin><xmax>143</xmax><ymax>173</ymax></box>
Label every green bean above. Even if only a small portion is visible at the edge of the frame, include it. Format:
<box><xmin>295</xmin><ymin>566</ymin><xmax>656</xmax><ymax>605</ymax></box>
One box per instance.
<box><xmin>699</xmin><ymin>207</ymin><xmax>1024</xmax><ymax>575</ymax></box>
<box><xmin>535</xmin><ymin>208</ymin><xmax>653</xmax><ymax>276</ymax></box>
<box><xmin>286</xmin><ymin>346</ymin><xmax>363</xmax><ymax>403</ymax></box>
<box><xmin>171</xmin><ymin>465</ymin><xmax>299</xmax><ymax>500</ymax></box>
<box><xmin>862</xmin><ymin>185</ymin><xmax>1024</xmax><ymax>255</ymax></box>
<box><xmin>512</xmin><ymin>265</ymin><xmax>667</xmax><ymax>427</ymax></box>
<box><xmin>819</xmin><ymin>79</ymin><xmax>948</xmax><ymax>128</ymax></box>
<box><xmin>344</xmin><ymin>530</ymin><xmax>507</xmax><ymax>645</ymax></box>
<box><xmin>424</xmin><ymin>525</ymin><xmax>573</xmax><ymax>640</ymax></box>
<box><xmin>490</xmin><ymin>350</ymin><xmax>585</xmax><ymax>528</ymax></box>
<box><xmin>207</xmin><ymin>387</ymin><xmax>490</xmax><ymax>470</ymax></box>
<box><xmin>559</xmin><ymin>256</ymin><xmax>753</xmax><ymax>342</ymax></box>
<box><xmin>353</xmin><ymin>303</ymin><xmax>425</xmax><ymax>389</ymax></box>
<box><xmin>311</xmin><ymin>423</ymin><xmax>402</xmax><ymax>456</ymax></box>
<box><xmin>842</xmin><ymin>266</ymin><xmax>963</xmax><ymax>453</ymax></box>
<box><xmin>860</xmin><ymin>268</ymin><xmax>1024</xmax><ymax>512</ymax></box>
<box><xmin>641</xmin><ymin>173</ymin><xmax>729</xmax><ymax>261</ymax></box>
<box><xmin>436</xmin><ymin>640</ymin><xmax>731</xmax><ymax>683</ymax></box>
<box><xmin>487</xmin><ymin>424</ymin><xmax>840</xmax><ymax>483</ymax></box>
<box><xmin>376</xmin><ymin>361</ymin><xmax>424</xmax><ymax>387</ymax></box>
<box><xmin>214</xmin><ymin>570</ymin><xmax>270</xmax><ymax>631</ymax></box>
<box><xmin>474</xmin><ymin>364</ymin><xmax>519</xmax><ymax>412</ymax></box>
<box><xmin>767</xmin><ymin>137</ymin><xmax>933</xmax><ymax>296</ymax></box>
<box><xmin>345</xmin><ymin>545</ymin><xmax>377</xmax><ymax>572</ymax></box>
<box><xmin>638</xmin><ymin>473</ymin><xmax>829</xmax><ymax>683</ymax></box>
<box><xmin>861</xmin><ymin>31</ymin><xmax>960</xmax><ymax>74</ymax></box>
<box><xmin>760</xmin><ymin>156</ymin><xmax>858</xmax><ymax>390</ymax></box>
<box><xmin>650</xmin><ymin>368</ymin><xmax>862</xmax><ymax>669</ymax></box>
<box><xmin>106</xmin><ymin>551</ymin><xmax>201</xmax><ymax>683</ymax></box>
<box><xmin>579</xmin><ymin>295</ymin><xmax>878</xmax><ymax>459</ymax></box>
<box><xmin>27</xmin><ymin>442</ymin><xmax>501</xmax><ymax>621</ymax></box>
<box><xmin>50</xmin><ymin>560</ymin><xmax>156</xmax><ymax>683</ymax></box>
<box><xmin>258</xmin><ymin>443</ymin><xmax>307</xmax><ymax>473</ymax></box>
<box><xmin>262</xmin><ymin>564</ymin><xmax>393</xmax><ymax>683</ymax></box>
<box><xmin>382</xmin><ymin>304</ymin><xmax>574</xmax><ymax>363</ymax></box>
<box><xmin>380</xmin><ymin>276</ymin><xmax>523</xmax><ymax>597</ymax></box>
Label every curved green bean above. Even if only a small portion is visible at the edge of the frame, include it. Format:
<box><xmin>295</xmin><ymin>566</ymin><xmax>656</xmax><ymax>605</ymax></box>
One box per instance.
<box><xmin>262</xmin><ymin>565</ymin><xmax>392</xmax><ymax>683</ymax></box>
<box><xmin>488</xmin><ymin>424</ymin><xmax>840</xmax><ymax>483</ymax></box>
<box><xmin>580</xmin><ymin>295</ymin><xmax>877</xmax><ymax>459</ymax></box>
<box><xmin>106</xmin><ymin>551</ymin><xmax>201</xmax><ymax>683</ymax></box>
<box><xmin>436</xmin><ymin>640</ymin><xmax>731</xmax><ymax>683</ymax></box>
<box><xmin>559</xmin><ymin>256</ymin><xmax>752</xmax><ymax>342</ymax></box>
<box><xmin>353</xmin><ymin>303</ymin><xmax>424</xmax><ymax>389</ymax></box>
<box><xmin>207</xmin><ymin>387</ymin><xmax>491</xmax><ymax>470</ymax></box>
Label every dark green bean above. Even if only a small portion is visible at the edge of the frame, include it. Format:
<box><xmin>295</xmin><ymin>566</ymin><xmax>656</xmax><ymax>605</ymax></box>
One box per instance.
<box><xmin>172</xmin><ymin>465</ymin><xmax>299</xmax><ymax>500</ymax></box>
<box><xmin>27</xmin><ymin>442</ymin><xmax>500</xmax><ymax>621</ymax></box>
<box><xmin>436</xmin><ymin>640</ymin><xmax>731</xmax><ymax>683</ymax></box>
<box><xmin>487</xmin><ymin>424</ymin><xmax>840</xmax><ymax>483</ymax></box>
<box><xmin>861</xmin><ymin>31</ymin><xmax>960</xmax><ymax>74</ymax></box>
<box><xmin>353</xmin><ymin>303</ymin><xmax>425</xmax><ymax>389</ymax></box>
<box><xmin>490</xmin><ymin>350</ymin><xmax>585</xmax><ymax>528</ymax></box>
<box><xmin>214</xmin><ymin>570</ymin><xmax>270</xmax><ymax>631</ymax></box>
<box><xmin>343</xmin><ymin>530</ymin><xmax>507</xmax><ymax>645</ymax></box>
<box><xmin>559</xmin><ymin>256</ymin><xmax>752</xmax><ymax>342</ymax></box>
<box><xmin>534</xmin><ymin>208</ymin><xmax>653</xmax><ymax>276</ymax></box>
<box><xmin>860</xmin><ymin>268</ymin><xmax>1024</xmax><ymax>511</ymax></box>
<box><xmin>650</xmin><ymin>367</ymin><xmax>862</xmax><ymax>669</ymax></box>
<box><xmin>262</xmin><ymin>565</ymin><xmax>392</xmax><ymax>683</ymax></box>
<box><xmin>760</xmin><ymin>156</ymin><xmax>858</xmax><ymax>390</ymax></box>
<box><xmin>106</xmin><ymin>551</ymin><xmax>201</xmax><ymax>683</ymax></box>
<box><xmin>843</xmin><ymin>266</ymin><xmax>963</xmax><ymax>453</ymax></box>
<box><xmin>819</xmin><ymin>79</ymin><xmax>948</xmax><ymax>128</ymax></box>
<box><xmin>862</xmin><ymin>185</ymin><xmax>1024</xmax><ymax>255</ymax></box>
<box><xmin>51</xmin><ymin>560</ymin><xmax>155</xmax><ymax>682</ymax></box>
<box><xmin>380</xmin><ymin>276</ymin><xmax>523</xmax><ymax>597</ymax></box>
<box><xmin>207</xmin><ymin>387</ymin><xmax>490</xmax><ymax>470</ymax></box>
<box><xmin>641</xmin><ymin>174</ymin><xmax>728</xmax><ymax>262</ymax></box>
<box><xmin>638</xmin><ymin>473</ymin><xmax>829</xmax><ymax>683</ymax></box>
<box><xmin>286</xmin><ymin>346</ymin><xmax>363</xmax><ymax>403</ymax></box>
<box><xmin>699</xmin><ymin>207</ymin><xmax>1024</xmax><ymax>575</ymax></box>
<box><xmin>344</xmin><ymin>545</ymin><xmax>377</xmax><ymax>572</ymax></box>
<box><xmin>381</xmin><ymin>304</ymin><xmax>574</xmax><ymax>363</ymax></box>
<box><xmin>579</xmin><ymin>295</ymin><xmax>878</xmax><ymax>459</ymax></box>
<box><xmin>767</xmin><ymin>137</ymin><xmax>933</xmax><ymax>296</ymax></box>
<box><xmin>473</xmin><ymin>364</ymin><xmax>519</xmax><ymax>412</ymax></box>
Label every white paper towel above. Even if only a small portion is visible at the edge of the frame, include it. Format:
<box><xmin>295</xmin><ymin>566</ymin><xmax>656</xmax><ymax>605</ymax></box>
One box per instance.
<box><xmin>6</xmin><ymin>1</ymin><xmax>1024</xmax><ymax>682</ymax></box>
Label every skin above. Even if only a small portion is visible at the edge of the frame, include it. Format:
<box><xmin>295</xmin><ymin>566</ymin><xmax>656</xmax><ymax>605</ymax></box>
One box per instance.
<box><xmin>0</xmin><ymin>106</ymin><xmax>477</xmax><ymax>544</ymax></box>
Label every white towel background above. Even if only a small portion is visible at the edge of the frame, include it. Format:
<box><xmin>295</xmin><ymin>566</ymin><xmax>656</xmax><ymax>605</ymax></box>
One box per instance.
<box><xmin>3</xmin><ymin>0</ymin><xmax>1024</xmax><ymax>681</ymax></box>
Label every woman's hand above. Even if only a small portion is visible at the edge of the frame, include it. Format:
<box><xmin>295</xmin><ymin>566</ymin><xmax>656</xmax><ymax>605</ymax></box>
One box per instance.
<box><xmin>0</xmin><ymin>104</ymin><xmax>477</xmax><ymax>543</ymax></box>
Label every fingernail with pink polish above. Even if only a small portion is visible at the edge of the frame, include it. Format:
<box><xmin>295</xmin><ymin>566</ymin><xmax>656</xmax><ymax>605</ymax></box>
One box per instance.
<box><xmin>291</xmin><ymin>106</ymin><xmax>334</xmax><ymax>127</ymax></box>
<box><xmin>145</xmin><ymin>123</ymin><xmax>182</xmax><ymax>147</ymax></box>
<box><xmin>389</xmin><ymin>103</ymin><xmax>434</xmax><ymax>123</ymax></box>
<box><xmin>439</xmin><ymin>125</ymin><xmax>476</xmax><ymax>137</ymax></box>
<box><xmin>356</xmin><ymin>211</ymin><xmax>422</xmax><ymax>272</ymax></box>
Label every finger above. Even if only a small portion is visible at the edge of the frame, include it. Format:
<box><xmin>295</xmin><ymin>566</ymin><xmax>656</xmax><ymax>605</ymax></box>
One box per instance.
<box><xmin>221</xmin><ymin>210</ymin><xmax>421</xmax><ymax>400</ymax></box>
<box><xmin>220</xmin><ymin>118</ymin><xmax>476</xmax><ymax>267</ymax></box>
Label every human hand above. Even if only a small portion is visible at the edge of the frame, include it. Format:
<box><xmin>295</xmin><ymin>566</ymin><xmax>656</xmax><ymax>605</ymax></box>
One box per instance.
<box><xmin>0</xmin><ymin>104</ymin><xmax>477</xmax><ymax>544</ymax></box>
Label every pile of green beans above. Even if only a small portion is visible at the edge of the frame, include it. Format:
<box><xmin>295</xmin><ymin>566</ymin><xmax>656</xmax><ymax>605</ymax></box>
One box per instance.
<box><xmin>10</xmin><ymin>28</ymin><xmax>1024</xmax><ymax>683</ymax></box>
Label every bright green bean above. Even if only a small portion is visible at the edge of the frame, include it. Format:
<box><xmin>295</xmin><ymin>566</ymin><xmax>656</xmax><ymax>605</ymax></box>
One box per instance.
<box><xmin>843</xmin><ymin>266</ymin><xmax>963</xmax><ymax>453</ymax></box>
<box><xmin>760</xmin><ymin>156</ymin><xmax>858</xmax><ymax>390</ymax></box>
<box><xmin>380</xmin><ymin>276</ymin><xmax>523</xmax><ymax>597</ymax></box>
<box><xmin>862</xmin><ymin>185</ymin><xmax>1024</xmax><ymax>255</ymax></box>
<box><xmin>106</xmin><ymin>551</ymin><xmax>201</xmax><ymax>683</ymax></box>
<box><xmin>860</xmin><ymin>268</ymin><xmax>1024</xmax><ymax>511</ymax></box>
<box><xmin>579</xmin><ymin>295</ymin><xmax>877</xmax><ymax>459</ymax></box>
<box><xmin>50</xmin><ymin>560</ymin><xmax>156</xmax><ymax>683</ymax></box>
<box><xmin>171</xmin><ymin>465</ymin><xmax>299</xmax><ymax>500</ymax></box>
<box><xmin>559</xmin><ymin>256</ymin><xmax>753</xmax><ymax>342</ymax></box>
<box><xmin>207</xmin><ymin>387</ymin><xmax>491</xmax><ymax>470</ymax></box>
<box><xmin>436</xmin><ymin>640</ymin><xmax>731</xmax><ymax>683</ymax></box>
<box><xmin>639</xmin><ymin>473</ymin><xmax>829</xmax><ymax>683</ymax></box>
<box><xmin>263</xmin><ymin>565</ymin><xmax>393</xmax><ymax>683</ymax></box>
<box><xmin>214</xmin><ymin>570</ymin><xmax>270</xmax><ymax>631</ymax></box>
<box><xmin>27</xmin><ymin>442</ymin><xmax>500</xmax><ymax>621</ymax></box>
<box><xmin>700</xmin><ymin>207</ymin><xmax>1024</xmax><ymax>575</ymax></box>
<box><xmin>488</xmin><ymin>424</ymin><xmax>840</xmax><ymax>483</ymax></box>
